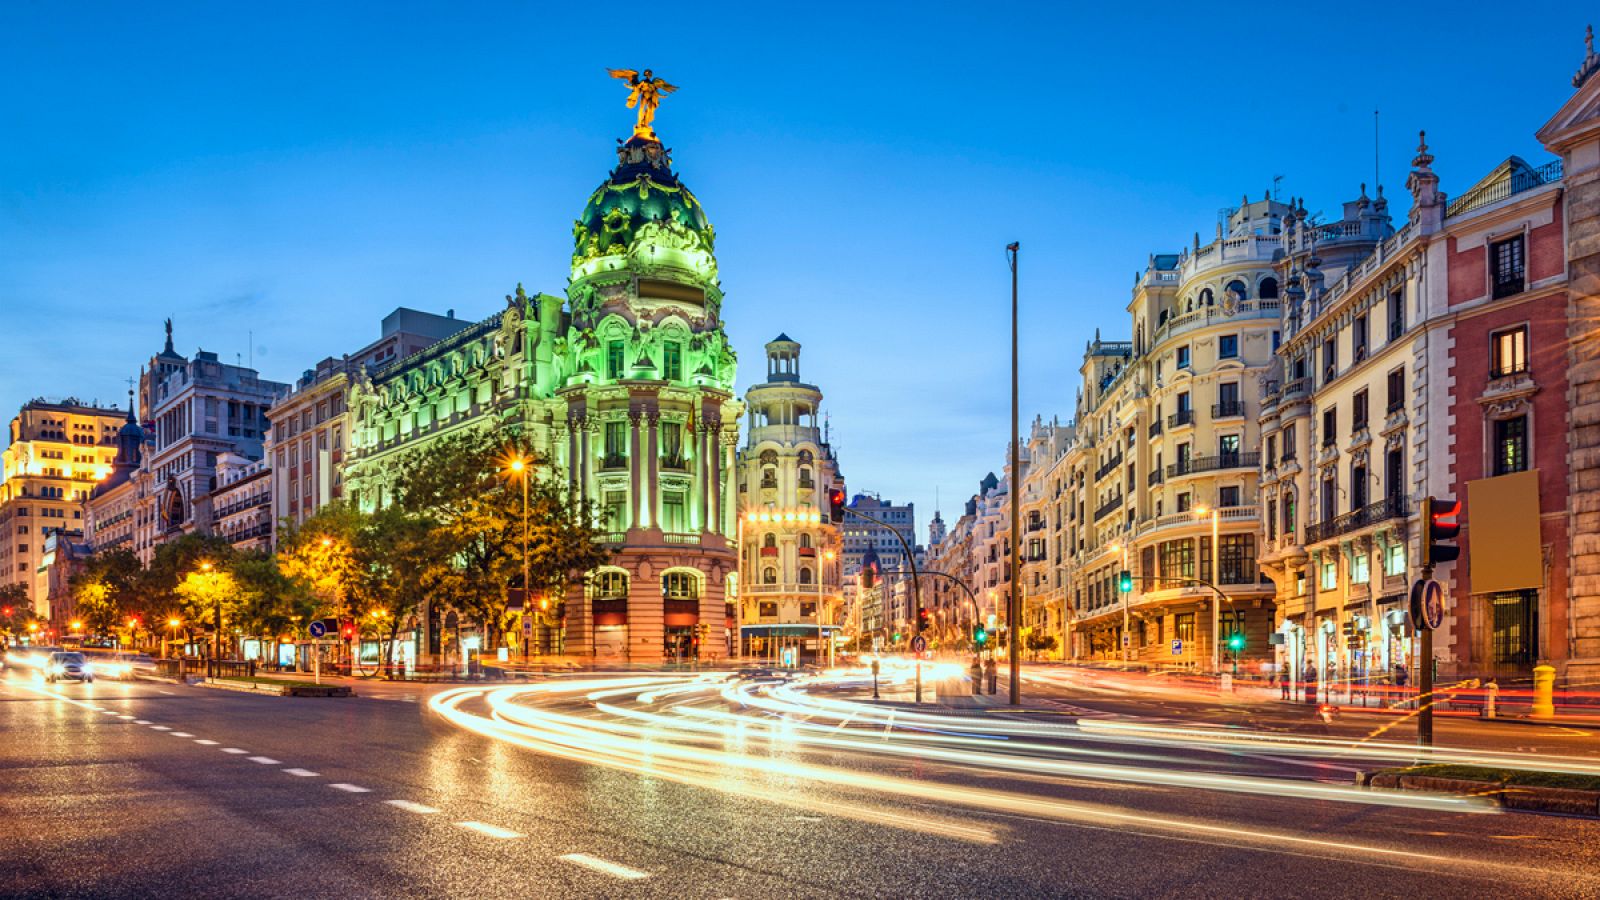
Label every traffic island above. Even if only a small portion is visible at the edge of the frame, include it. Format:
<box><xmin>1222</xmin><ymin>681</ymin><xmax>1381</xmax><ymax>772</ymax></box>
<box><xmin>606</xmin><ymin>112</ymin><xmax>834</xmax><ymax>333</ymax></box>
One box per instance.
<box><xmin>198</xmin><ymin>676</ymin><xmax>353</xmax><ymax>698</ymax></box>
<box><xmin>1358</xmin><ymin>764</ymin><xmax>1600</xmax><ymax>816</ymax></box>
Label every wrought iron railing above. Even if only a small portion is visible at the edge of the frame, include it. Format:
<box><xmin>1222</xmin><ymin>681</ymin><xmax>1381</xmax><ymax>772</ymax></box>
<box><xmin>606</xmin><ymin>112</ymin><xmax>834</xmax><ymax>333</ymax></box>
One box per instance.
<box><xmin>1166</xmin><ymin>452</ymin><xmax>1260</xmax><ymax>478</ymax></box>
<box><xmin>1304</xmin><ymin>494</ymin><xmax>1409</xmax><ymax>545</ymax></box>
<box><xmin>1446</xmin><ymin>160</ymin><xmax>1562</xmax><ymax>218</ymax></box>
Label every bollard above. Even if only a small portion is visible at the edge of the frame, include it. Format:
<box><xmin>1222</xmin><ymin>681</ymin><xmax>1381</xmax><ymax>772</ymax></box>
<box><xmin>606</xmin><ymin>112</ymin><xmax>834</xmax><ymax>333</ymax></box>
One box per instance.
<box><xmin>1482</xmin><ymin>681</ymin><xmax>1498</xmax><ymax>719</ymax></box>
<box><xmin>1532</xmin><ymin>664</ymin><xmax>1556</xmax><ymax>719</ymax></box>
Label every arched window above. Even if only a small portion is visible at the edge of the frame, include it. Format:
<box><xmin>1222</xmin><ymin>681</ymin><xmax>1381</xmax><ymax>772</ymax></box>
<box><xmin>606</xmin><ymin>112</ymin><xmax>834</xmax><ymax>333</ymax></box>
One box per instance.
<box><xmin>662</xmin><ymin>571</ymin><xmax>699</xmax><ymax>600</ymax></box>
<box><xmin>762</xmin><ymin>567</ymin><xmax>777</xmax><ymax>585</ymax></box>
<box><xmin>798</xmin><ymin>449</ymin><xmax>814</xmax><ymax>465</ymax></box>
<box><xmin>1259</xmin><ymin>277</ymin><xmax>1279</xmax><ymax>299</ymax></box>
<box><xmin>594</xmin><ymin>569</ymin><xmax>629</xmax><ymax>599</ymax></box>
<box><xmin>1226</xmin><ymin>280</ymin><xmax>1248</xmax><ymax>301</ymax></box>
<box><xmin>1200</xmin><ymin>288</ymin><xmax>1214</xmax><ymax>307</ymax></box>
<box><xmin>1159</xmin><ymin>309</ymin><xmax>1170</xmax><ymax>327</ymax></box>
<box><xmin>798</xmin><ymin>566</ymin><xmax>814</xmax><ymax>585</ymax></box>
<box><xmin>762</xmin><ymin>533</ymin><xmax>777</xmax><ymax>549</ymax></box>
<box><xmin>798</xmin><ymin>465</ymin><xmax>813</xmax><ymax>488</ymax></box>
<box><xmin>759</xmin><ymin>449</ymin><xmax>778</xmax><ymax>465</ymax></box>
<box><xmin>1185</xmin><ymin>297</ymin><xmax>1194</xmax><ymax>313</ymax></box>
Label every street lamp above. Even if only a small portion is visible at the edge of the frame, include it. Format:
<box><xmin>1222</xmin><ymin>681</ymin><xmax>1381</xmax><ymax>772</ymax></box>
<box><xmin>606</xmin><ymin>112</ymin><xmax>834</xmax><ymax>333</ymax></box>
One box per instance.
<box><xmin>167</xmin><ymin>617</ymin><xmax>181</xmax><ymax>659</ymax></box>
<box><xmin>507</xmin><ymin>456</ymin><xmax>531</xmax><ymax>659</ymax></box>
<box><xmin>1195</xmin><ymin>505</ymin><xmax>1221</xmax><ymax>673</ymax></box>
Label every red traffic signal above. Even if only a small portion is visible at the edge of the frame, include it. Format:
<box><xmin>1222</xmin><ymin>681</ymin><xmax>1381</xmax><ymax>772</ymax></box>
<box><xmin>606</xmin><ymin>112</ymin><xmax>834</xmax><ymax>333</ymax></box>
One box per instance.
<box><xmin>2</xmin><ymin>606</ymin><xmax>11</xmax><ymax>617</ymax></box>
<box><xmin>1422</xmin><ymin>496</ymin><xmax>1462</xmax><ymax>566</ymax></box>
<box><xmin>827</xmin><ymin>488</ymin><xmax>846</xmax><ymax>524</ymax></box>
<box><xmin>916</xmin><ymin>606</ymin><xmax>931</xmax><ymax>632</ymax></box>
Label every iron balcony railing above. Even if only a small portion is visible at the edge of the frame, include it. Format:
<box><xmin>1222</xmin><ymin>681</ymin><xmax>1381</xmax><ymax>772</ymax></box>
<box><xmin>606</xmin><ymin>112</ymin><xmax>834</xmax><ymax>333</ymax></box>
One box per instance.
<box><xmin>1167</xmin><ymin>409</ymin><xmax>1195</xmax><ymax>429</ymax></box>
<box><xmin>1166</xmin><ymin>452</ymin><xmax>1260</xmax><ymax>478</ymax></box>
<box><xmin>1446</xmin><ymin>159</ymin><xmax>1562</xmax><ymax>218</ymax></box>
<box><xmin>1304</xmin><ymin>494</ymin><xmax>1409</xmax><ymax>545</ymax></box>
<box><xmin>1093</xmin><ymin>493</ymin><xmax>1124</xmax><ymax>522</ymax></box>
<box><xmin>1148</xmin><ymin>419</ymin><xmax>1163</xmax><ymax>439</ymax></box>
<box><xmin>1212</xmin><ymin>400</ymin><xmax>1245</xmax><ymax>419</ymax></box>
<box><xmin>1147</xmin><ymin>469</ymin><xmax>1164</xmax><ymax>487</ymax></box>
<box><xmin>1095</xmin><ymin>453</ymin><xmax>1124</xmax><ymax>481</ymax></box>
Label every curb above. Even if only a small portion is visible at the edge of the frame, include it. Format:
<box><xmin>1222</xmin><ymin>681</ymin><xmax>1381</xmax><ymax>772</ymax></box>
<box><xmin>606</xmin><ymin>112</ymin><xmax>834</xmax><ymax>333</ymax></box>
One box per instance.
<box><xmin>197</xmin><ymin>678</ymin><xmax>353</xmax><ymax>698</ymax></box>
<box><xmin>1356</xmin><ymin>770</ymin><xmax>1600</xmax><ymax>816</ymax></box>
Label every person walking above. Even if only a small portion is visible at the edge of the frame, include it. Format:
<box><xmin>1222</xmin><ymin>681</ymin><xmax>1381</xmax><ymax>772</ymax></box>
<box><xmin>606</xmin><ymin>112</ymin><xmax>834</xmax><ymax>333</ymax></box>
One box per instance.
<box><xmin>1303</xmin><ymin>661</ymin><xmax>1319</xmax><ymax>706</ymax></box>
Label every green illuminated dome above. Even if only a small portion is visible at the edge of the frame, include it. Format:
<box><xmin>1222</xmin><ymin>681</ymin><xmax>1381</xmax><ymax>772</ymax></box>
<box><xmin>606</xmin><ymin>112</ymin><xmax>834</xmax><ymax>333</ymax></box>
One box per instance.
<box><xmin>572</xmin><ymin>136</ymin><xmax>714</xmax><ymax>267</ymax></box>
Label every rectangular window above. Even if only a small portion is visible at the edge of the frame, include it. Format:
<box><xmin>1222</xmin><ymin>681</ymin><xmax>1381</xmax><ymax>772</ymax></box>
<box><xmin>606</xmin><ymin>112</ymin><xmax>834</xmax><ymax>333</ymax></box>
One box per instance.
<box><xmin>663</xmin><ymin>341</ymin><xmax>683</xmax><ymax>382</ymax></box>
<box><xmin>1219</xmin><ymin>434</ymin><xmax>1240</xmax><ymax>457</ymax></box>
<box><xmin>1352</xmin><ymin>389</ymin><xmax>1368</xmax><ymax>432</ymax></box>
<box><xmin>1323</xmin><ymin>337</ymin><xmax>1337</xmax><ymax>382</ymax></box>
<box><xmin>1489</xmin><ymin>590</ymin><xmax>1538</xmax><ymax>665</ymax></box>
<box><xmin>1174</xmin><ymin>613</ymin><xmax>1195</xmax><ymax>643</ymax></box>
<box><xmin>1490</xmin><ymin>236</ymin><xmax>1526</xmax><ymax>299</ymax></box>
<box><xmin>1266</xmin><ymin>435</ymin><xmax>1277</xmax><ymax>465</ymax></box>
<box><xmin>1354</xmin><ymin>314</ymin><xmax>1369</xmax><ymax>361</ymax></box>
<box><xmin>1351</xmin><ymin>464</ymin><xmax>1368</xmax><ymax>511</ymax></box>
<box><xmin>603</xmin><ymin>421</ymin><xmax>627</xmax><ymax>466</ymax></box>
<box><xmin>1493</xmin><ymin>416</ymin><xmax>1528</xmax><ymax>475</ymax></box>
<box><xmin>1160</xmin><ymin>539</ymin><xmax>1194</xmax><ymax>587</ymax></box>
<box><xmin>1386</xmin><ymin>368</ymin><xmax>1404</xmax><ymax>412</ymax></box>
<box><xmin>660</xmin><ymin>421</ymin><xmax>683</xmax><ymax>466</ymax></box>
<box><xmin>1218</xmin><ymin>334</ymin><xmax>1239</xmax><ymax>359</ymax></box>
<box><xmin>1491</xmin><ymin>327</ymin><xmax>1528</xmax><ymax>378</ymax></box>
<box><xmin>606</xmin><ymin>341</ymin><xmax>626</xmax><ymax>380</ymax></box>
<box><xmin>662</xmin><ymin>490</ymin><xmax>687</xmax><ymax>533</ymax></box>
<box><xmin>1218</xmin><ymin>485</ymin><xmax>1240</xmax><ymax>508</ymax></box>
<box><xmin>1281</xmin><ymin>425</ymin><xmax>1296</xmax><ymax>461</ymax></box>
<box><xmin>1386</xmin><ymin>447</ymin><xmax>1404</xmax><ymax>501</ymax></box>
<box><xmin>1385</xmin><ymin>542</ymin><xmax>1406</xmax><ymax>577</ymax></box>
<box><xmin>1388</xmin><ymin>288</ymin><xmax>1405</xmax><ymax>340</ymax></box>
<box><xmin>602</xmin><ymin>490</ymin><xmax>627</xmax><ymax>533</ymax></box>
<box><xmin>1321</xmin><ymin>559</ymin><xmax>1338</xmax><ymax>591</ymax></box>
<box><xmin>1176</xmin><ymin>346</ymin><xmax>1191</xmax><ymax>369</ymax></box>
<box><xmin>1322</xmin><ymin>407</ymin><xmax>1337</xmax><ymax>446</ymax></box>
<box><xmin>1351</xmin><ymin>551</ymin><xmax>1370</xmax><ymax>585</ymax></box>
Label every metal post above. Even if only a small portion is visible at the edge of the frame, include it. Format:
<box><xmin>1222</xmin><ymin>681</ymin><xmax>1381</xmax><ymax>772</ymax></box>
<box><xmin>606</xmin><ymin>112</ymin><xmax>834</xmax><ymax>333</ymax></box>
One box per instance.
<box><xmin>1007</xmin><ymin>241</ymin><xmax>1021</xmax><ymax>705</ymax></box>
<box><xmin>1210</xmin><ymin>509</ymin><xmax>1220</xmax><ymax>674</ymax></box>
<box><xmin>1418</xmin><ymin>562</ymin><xmax>1434</xmax><ymax>747</ymax></box>
<box><xmin>521</xmin><ymin>468</ymin><xmax>530</xmax><ymax>659</ymax></box>
<box><xmin>1119</xmin><ymin>544</ymin><xmax>1129</xmax><ymax>664</ymax></box>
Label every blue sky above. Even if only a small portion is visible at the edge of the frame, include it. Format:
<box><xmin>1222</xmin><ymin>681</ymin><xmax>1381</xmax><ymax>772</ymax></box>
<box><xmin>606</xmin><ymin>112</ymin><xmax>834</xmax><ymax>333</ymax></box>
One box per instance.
<box><xmin>1</xmin><ymin>2</ymin><xmax>1588</xmax><ymax>540</ymax></box>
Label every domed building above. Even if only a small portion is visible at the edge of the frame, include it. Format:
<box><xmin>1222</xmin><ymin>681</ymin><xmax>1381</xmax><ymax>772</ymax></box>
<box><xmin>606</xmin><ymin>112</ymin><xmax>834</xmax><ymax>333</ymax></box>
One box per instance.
<box><xmin>345</xmin><ymin>115</ymin><xmax>743</xmax><ymax>663</ymax></box>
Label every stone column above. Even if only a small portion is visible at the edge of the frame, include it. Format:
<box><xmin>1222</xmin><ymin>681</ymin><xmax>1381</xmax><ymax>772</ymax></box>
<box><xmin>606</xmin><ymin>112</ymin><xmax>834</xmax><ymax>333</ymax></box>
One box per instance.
<box><xmin>646</xmin><ymin>409</ymin><xmax>660</xmax><ymax>530</ymax></box>
<box><xmin>629</xmin><ymin>412</ymin><xmax>645</xmax><ymax>528</ymax></box>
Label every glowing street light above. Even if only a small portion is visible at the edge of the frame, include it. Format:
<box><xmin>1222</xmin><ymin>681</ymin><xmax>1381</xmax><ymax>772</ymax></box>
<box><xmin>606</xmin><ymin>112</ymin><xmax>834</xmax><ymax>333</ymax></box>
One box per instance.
<box><xmin>70</xmin><ymin>620</ymin><xmax>83</xmax><ymax>632</ymax></box>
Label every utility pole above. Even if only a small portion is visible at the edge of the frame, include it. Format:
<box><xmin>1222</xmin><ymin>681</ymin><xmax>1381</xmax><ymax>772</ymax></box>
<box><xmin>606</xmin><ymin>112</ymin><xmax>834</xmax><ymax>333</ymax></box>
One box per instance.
<box><xmin>1007</xmin><ymin>241</ymin><xmax>1021</xmax><ymax>705</ymax></box>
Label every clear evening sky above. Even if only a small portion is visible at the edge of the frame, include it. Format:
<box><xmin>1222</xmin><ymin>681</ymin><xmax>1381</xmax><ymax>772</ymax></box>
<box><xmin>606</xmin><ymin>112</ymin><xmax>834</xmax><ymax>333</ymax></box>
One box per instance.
<box><xmin>1</xmin><ymin>2</ymin><xmax>1586</xmax><ymax>540</ymax></box>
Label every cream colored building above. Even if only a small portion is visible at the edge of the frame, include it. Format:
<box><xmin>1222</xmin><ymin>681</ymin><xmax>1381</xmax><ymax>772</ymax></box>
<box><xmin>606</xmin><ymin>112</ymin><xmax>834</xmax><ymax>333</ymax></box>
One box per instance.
<box><xmin>0</xmin><ymin>399</ymin><xmax>125</xmax><ymax>615</ymax></box>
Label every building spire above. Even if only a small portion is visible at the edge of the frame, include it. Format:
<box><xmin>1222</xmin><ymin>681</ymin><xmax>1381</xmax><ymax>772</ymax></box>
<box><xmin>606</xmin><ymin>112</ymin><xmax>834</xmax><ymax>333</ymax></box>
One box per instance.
<box><xmin>1576</xmin><ymin>24</ymin><xmax>1600</xmax><ymax>88</ymax></box>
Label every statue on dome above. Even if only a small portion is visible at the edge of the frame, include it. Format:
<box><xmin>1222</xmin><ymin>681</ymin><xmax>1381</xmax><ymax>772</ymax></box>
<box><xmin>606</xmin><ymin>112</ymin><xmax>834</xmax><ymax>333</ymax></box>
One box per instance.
<box><xmin>607</xmin><ymin>68</ymin><xmax>677</xmax><ymax>140</ymax></box>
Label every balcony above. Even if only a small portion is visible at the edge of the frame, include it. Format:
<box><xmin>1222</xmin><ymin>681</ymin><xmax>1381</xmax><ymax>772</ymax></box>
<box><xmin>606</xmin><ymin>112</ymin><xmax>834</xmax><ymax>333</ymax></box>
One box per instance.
<box><xmin>1148</xmin><ymin>419</ymin><xmax>1163</xmax><ymax>439</ymax></box>
<box><xmin>1166</xmin><ymin>452</ymin><xmax>1260</xmax><ymax>478</ymax></box>
<box><xmin>1094</xmin><ymin>453</ymin><xmax>1124</xmax><ymax>481</ymax></box>
<box><xmin>660</xmin><ymin>454</ymin><xmax>688</xmax><ymax>472</ymax></box>
<box><xmin>1211</xmin><ymin>400</ymin><xmax>1245</xmax><ymax>419</ymax></box>
<box><xmin>1446</xmin><ymin>159</ymin><xmax>1561</xmax><ymax>218</ymax></box>
<box><xmin>760</xmin><ymin>546</ymin><xmax>779</xmax><ymax>557</ymax></box>
<box><xmin>745</xmin><ymin>582</ymin><xmax>824</xmax><ymax>595</ymax></box>
<box><xmin>663</xmin><ymin>532</ymin><xmax>700</xmax><ymax>545</ymax></box>
<box><xmin>797</xmin><ymin>546</ymin><xmax>816</xmax><ymax>558</ymax></box>
<box><xmin>1147</xmin><ymin>469</ymin><xmax>1163</xmax><ymax>487</ymax></box>
<box><xmin>1093</xmin><ymin>494</ymin><xmax>1123</xmax><ymax>522</ymax></box>
<box><xmin>1168</xmin><ymin>409</ymin><xmax>1194</xmax><ymax>429</ymax></box>
<box><xmin>1304</xmin><ymin>494</ymin><xmax>1409</xmax><ymax>545</ymax></box>
<box><xmin>601</xmin><ymin>453</ymin><xmax>628</xmax><ymax>471</ymax></box>
<box><xmin>1282</xmin><ymin>378</ymin><xmax>1310</xmax><ymax>400</ymax></box>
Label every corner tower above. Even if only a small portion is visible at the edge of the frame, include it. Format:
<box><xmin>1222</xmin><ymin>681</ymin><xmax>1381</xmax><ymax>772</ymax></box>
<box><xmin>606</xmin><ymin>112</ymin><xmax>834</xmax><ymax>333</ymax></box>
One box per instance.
<box><xmin>556</xmin><ymin>118</ymin><xmax>742</xmax><ymax>664</ymax></box>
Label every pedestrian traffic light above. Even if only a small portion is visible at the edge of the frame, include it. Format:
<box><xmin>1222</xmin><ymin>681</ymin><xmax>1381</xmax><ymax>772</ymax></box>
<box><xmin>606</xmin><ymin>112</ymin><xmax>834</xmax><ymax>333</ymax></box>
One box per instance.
<box><xmin>973</xmin><ymin>625</ymin><xmax>988</xmax><ymax>645</ymax></box>
<box><xmin>827</xmin><ymin>488</ymin><xmax>846</xmax><ymax>524</ymax></box>
<box><xmin>1118</xmin><ymin>570</ymin><xmax>1133</xmax><ymax>593</ymax></box>
<box><xmin>1421</xmin><ymin>496</ymin><xmax>1462</xmax><ymax>567</ymax></box>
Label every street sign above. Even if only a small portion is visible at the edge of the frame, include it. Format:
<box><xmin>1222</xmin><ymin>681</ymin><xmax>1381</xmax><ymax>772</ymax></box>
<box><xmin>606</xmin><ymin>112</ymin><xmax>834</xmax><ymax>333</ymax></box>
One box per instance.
<box><xmin>308</xmin><ymin>619</ymin><xmax>330</xmax><ymax>639</ymax></box>
<box><xmin>1122</xmin><ymin>634</ymin><xmax>1130</xmax><ymax>648</ymax></box>
<box><xmin>1411</xmin><ymin>579</ymin><xmax>1446</xmax><ymax>631</ymax></box>
<box><xmin>910</xmin><ymin>635</ymin><xmax>927</xmax><ymax>653</ymax></box>
<box><xmin>1170</xmin><ymin>639</ymin><xmax>1183</xmax><ymax>656</ymax></box>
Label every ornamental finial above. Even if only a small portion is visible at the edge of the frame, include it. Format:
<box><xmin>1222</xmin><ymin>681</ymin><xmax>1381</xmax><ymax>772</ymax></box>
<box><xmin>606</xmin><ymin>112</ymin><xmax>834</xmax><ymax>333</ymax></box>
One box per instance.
<box><xmin>606</xmin><ymin>68</ymin><xmax>678</xmax><ymax>141</ymax></box>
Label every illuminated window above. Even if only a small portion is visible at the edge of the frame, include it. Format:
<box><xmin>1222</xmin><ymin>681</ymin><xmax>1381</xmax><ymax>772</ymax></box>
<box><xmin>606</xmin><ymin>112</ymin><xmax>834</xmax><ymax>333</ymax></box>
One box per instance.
<box><xmin>1491</xmin><ymin>327</ymin><xmax>1528</xmax><ymax>378</ymax></box>
<box><xmin>662</xmin><ymin>571</ymin><xmax>699</xmax><ymax>601</ymax></box>
<box><xmin>1320</xmin><ymin>559</ymin><xmax>1337</xmax><ymax>591</ymax></box>
<box><xmin>606</xmin><ymin>341</ymin><xmax>625</xmax><ymax>379</ymax></box>
<box><xmin>1385</xmin><ymin>542</ymin><xmax>1406</xmax><ymax>577</ymax></box>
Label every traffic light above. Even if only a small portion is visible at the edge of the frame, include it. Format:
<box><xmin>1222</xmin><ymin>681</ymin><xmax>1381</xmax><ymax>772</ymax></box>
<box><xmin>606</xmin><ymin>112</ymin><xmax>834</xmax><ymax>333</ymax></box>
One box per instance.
<box><xmin>2</xmin><ymin>606</ymin><xmax>11</xmax><ymax>617</ymax></box>
<box><xmin>1227</xmin><ymin>633</ymin><xmax>1245</xmax><ymax>652</ymax></box>
<box><xmin>916</xmin><ymin>607</ymin><xmax>930</xmax><ymax>632</ymax></box>
<box><xmin>827</xmin><ymin>488</ymin><xmax>846</xmax><ymax>524</ymax></box>
<box><xmin>1118</xmin><ymin>570</ymin><xmax>1133</xmax><ymax>593</ymax></box>
<box><xmin>892</xmin><ymin>631</ymin><xmax>901</xmax><ymax>643</ymax></box>
<box><xmin>973</xmin><ymin>625</ymin><xmax>988</xmax><ymax>645</ymax></box>
<box><xmin>342</xmin><ymin>622</ymin><xmax>356</xmax><ymax>640</ymax></box>
<box><xmin>1421</xmin><ymin>496</ymin><xmax>1462</xmax><ymax>567</ymax></box>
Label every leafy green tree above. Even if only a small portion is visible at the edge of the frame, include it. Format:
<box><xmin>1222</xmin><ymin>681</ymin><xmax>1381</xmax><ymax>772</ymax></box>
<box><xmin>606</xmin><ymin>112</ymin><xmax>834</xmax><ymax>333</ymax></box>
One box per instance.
<box><xmin>233</xmin><ymin>554</ymin><xmax>309</xmax><ymax>666</ymax></box>
<box><xmin>277</xmin><ymin>501</ymin><xmax>365</xmax><ymax>621</ymax></box>
<box><xmin>70</xmin><ymin>547</ymin><xmax>144</xmax><ymax>642</ymax></box>
<box><xmin>392</xmin><ymin>428</ymin><xmax>610</xmax><ymax>652</ymax></box>
<box><xmin>0</xmin><ymin>585</ymin><xmax>40</xmax><ymax>643</ymax></box>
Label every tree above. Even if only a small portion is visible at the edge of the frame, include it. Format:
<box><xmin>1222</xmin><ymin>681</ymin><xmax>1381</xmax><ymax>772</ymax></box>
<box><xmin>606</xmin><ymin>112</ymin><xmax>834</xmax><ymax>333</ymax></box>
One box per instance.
<box><xmin>233</xmin><ymin>554</ymin><xmax>309</xmax><ymax>667</ymax></box>
<box><xmin>392</xmin><ymin>428</ymin><xmax>610</xmax><ymax>652</ymax></box>
<box><xmin>0</xmin><ymin>585</ymin><xmax>39</xmax><ymax>643</ymax></box>
<box><xmin>1025</xmin><ymin>630</ymin><xmax>1058</xmax><ymax>660</ymax></box>
<box><xmin>355</xmin><ymin>504</ymin><xmax>439</xmax><ymax>677</ymax></box>
<box><xmin>70</xmin><ymin>547</ymin><xmax>144</xmax><ymax>643</ymax></box>
<box><xmin>277</xmin><ymin>502</ymin><xmax>365</xmax><ymax>621</ymax></box>
<box><xmin>175</xmin><ymin>566</ymin><xmax>242</xmax><ymax>658</ymax></box>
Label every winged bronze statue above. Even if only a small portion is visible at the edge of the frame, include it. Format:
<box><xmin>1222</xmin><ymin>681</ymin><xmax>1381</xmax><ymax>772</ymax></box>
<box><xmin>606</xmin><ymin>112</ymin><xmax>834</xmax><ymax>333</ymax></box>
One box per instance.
<box><xmin>607</xmin><ymin>68</ymin><xmax>678</xmax><ymax>140</ymax></box>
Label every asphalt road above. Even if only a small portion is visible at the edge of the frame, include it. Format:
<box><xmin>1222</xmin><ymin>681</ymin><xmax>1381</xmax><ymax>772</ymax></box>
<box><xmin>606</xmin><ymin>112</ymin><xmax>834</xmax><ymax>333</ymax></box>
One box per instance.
<box><xmin>3</xmin><ymin>665</ymin><xmax>1599</xmax><ymax>899</ymax></box>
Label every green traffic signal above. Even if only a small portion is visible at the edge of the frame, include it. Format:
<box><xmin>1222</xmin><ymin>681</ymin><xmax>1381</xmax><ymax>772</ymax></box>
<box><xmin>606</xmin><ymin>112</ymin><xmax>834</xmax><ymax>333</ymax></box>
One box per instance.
<box><xmin>1118</xmin><ymin>569</ymin><xmax>1133</xmax><ymax>593</ymax></box>
<box><xmin>1227</xmin><ymin>633</ymin><xmax>1245</xmax><ymax>651</ymax></box>
<box><xmin>973</xmin><ymin>627</ymin><xmax>988</xmax><ymax>645</ymax></box>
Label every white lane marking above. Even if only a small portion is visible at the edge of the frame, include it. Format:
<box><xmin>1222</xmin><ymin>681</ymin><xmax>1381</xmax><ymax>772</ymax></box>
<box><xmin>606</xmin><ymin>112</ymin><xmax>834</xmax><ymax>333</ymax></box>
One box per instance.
<box><xmin>457</xmin><ymin>821</ymin><xmax>521</xmax><ymax>839</ymax></box>
<box><xmin>329</xmin><ymin>783</ymin><xmax>370</xmax><ymax>793</ymax></box>
<box><xmin>221</xmin><ymin>748</ymin><xmax>249</xmax><ymax>754</ymax></box>
<box><xmin>117</xmin><ymin>714</ymin><xmax>135</xmax><ymax>719</ymax></box>
<box><xmin>558</xmin><ymin>853</ymin><xmax>650</xmax><ymax>880</ymax></box>
<box><xmin>283</xmin><ymin>768</ymin><xmax>319</xmax><ymax>777</ymax></box>
<box><xmin>385</xmin><ymin>800</ymin><xmax>439</xmax><ymax>814</ymax></box>
<box><xmin>149</xmin><ymin>725</ymin><xmax>171</xmax><ymax>731</ymax></box>
<box><xmin>194</xmin><ymin>739</ymin><xmax>219</xmax><ymax>746</ymax></box>
<box><xmin>170</xmin><ymin>732</ymin><xmax>194</xmax><ymax>738</ymax></box>
<box><xmin>134</xmin><ymin>719</ymin><xmax>152</xmax><ymax>725</ymax></box>
<box><xmin>247</xmin><ymin>756</ymin><xmax>281</xmax><ymax>765</ymax></box>
<box><xmin>100</xmin><ymin>710</ymin><xmax>118</xmax><ymax>715</ymax></box>
<box><xmin>158</xmin><ymin>690</ymin><xmax>174</xmax><ymax>695</ymax></box>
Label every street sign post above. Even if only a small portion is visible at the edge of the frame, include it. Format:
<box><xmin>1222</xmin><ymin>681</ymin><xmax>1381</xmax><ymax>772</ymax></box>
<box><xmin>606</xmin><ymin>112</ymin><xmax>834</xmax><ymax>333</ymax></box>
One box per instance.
<box><xmin>308</xmin><ymin>620</ymin><xmax>328</xmax><ymax>639</ymax></box>
<box><xmin>910</xmin><ymin>635</ymin><xmax>926</xmax><ymax>654</ymax></box>
<box><xmin>1171</xmin><ymin>639</ymin><xmax>1183</xmax><ymax>656</ymax></box>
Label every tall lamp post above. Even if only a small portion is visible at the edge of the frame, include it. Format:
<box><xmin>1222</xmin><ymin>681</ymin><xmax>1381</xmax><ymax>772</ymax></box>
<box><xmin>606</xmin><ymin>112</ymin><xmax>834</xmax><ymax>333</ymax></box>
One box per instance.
<box><xmin>509</xmin><ymin>457</ymin><xmax>531</xmax><ymax>658</ymax></box>
<box><xmin>201</xmin><ymin>561</ymin><xmax>220</xmax><ymax>663</ymax></box>
<box><xmin>1006</xmin><ymin>240</ymin><xmax>1022</xmax><ymax>705</ymax></box>
<box><xmin>1195</xmin><ymin>505</ymin><xmax>1221</xmax><ymax>673</ymax></box>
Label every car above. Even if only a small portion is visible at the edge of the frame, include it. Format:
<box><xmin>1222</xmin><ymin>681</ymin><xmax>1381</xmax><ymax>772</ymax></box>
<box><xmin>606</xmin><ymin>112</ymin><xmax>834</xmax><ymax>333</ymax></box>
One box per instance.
<box><xmin>46</xmin><ymin>651</ymin><xmax>94</xmax><ymax>683</ymax></box>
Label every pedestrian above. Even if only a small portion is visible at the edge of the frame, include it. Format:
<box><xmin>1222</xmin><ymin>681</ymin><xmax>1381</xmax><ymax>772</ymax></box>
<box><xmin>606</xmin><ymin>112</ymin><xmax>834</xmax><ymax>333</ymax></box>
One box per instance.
<box><xmin>1280</xmin><ymin>666</ymin><xmax>1291</xmax><ymax>701</ymax></box>
<box><xmin>970</xmin><ymin>657</ymin><xmax>983</xmax><ymax>696</ymax></box>
<box><xmin>1303</xmin><ymin>661</ymin><xmax>1318</xmax><ymax>706</ymax></box>
<box><xmin>984</xmin><ymin>657</ymin><xmax>998</xmax><ymax>695</ymax></box>
<box><xmin>1393</xmin><ymin>660</ymin><xmax>1408</xmax><ymax>687</ymax></box>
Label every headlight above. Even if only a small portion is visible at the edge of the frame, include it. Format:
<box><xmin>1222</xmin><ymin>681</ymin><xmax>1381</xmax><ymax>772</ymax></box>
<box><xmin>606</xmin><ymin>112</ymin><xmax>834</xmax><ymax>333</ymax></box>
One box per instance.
<box><xmin>81</xmin><ymin>663</ymin><xmax>94</xmax><ymax>674</ymax></box>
